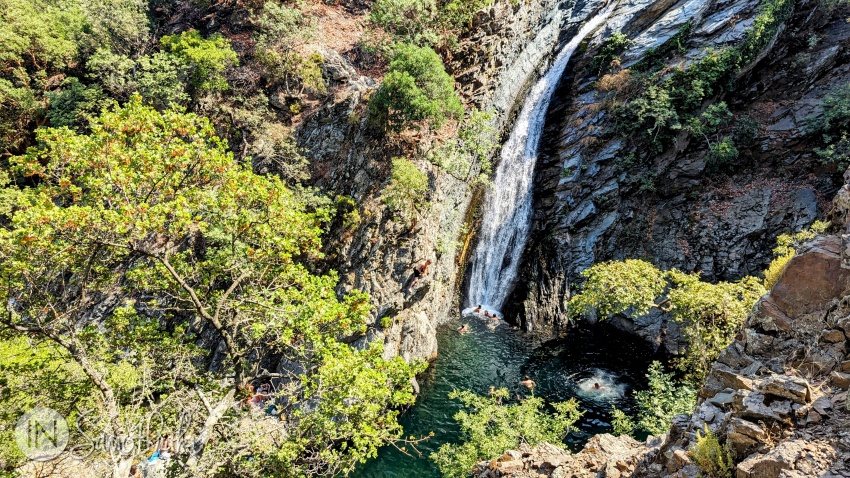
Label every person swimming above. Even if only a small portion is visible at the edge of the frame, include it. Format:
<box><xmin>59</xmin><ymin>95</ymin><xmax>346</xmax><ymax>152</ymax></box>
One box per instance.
<box><xmin>457</xmin><ymin>323</ymin><xmax>470</xmax><ymax>334</ymax></box>
<box><xmin>484</xmin><ymin>310</ymin><xmax>492</xmax><ymax>318</ymax></box>
<box><xmin>474</xmin><ymin>305</ymin><xmax>482</xmax><ymax>313</ymax></box>
<box><xmin>519</xmin><ymin>375</ymin><xmax>536</xmax><ymax>390</ymax></box>
<box><xmin>593</xmin><ymin>382</ymin><xmax>605</xmax><ymax>390</ymax></box>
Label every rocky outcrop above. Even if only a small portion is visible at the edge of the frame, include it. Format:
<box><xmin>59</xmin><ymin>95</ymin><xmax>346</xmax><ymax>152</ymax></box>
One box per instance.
<box><xmin>477</xmin><ymin>435</ymin><xmax>651</xmax><ymax>478</ymax></box>
<box><xmin>512</xmin><ymin>0</ymin><xmax>850</xmax><ymax>337</ymax></box>
<box><xmin>485</xmin><ymin>165</ymin><xmax>850</xmax><ymax>478</ymax></box>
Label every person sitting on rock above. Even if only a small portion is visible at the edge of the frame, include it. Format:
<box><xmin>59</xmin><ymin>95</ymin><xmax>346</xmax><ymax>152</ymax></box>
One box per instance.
<box><xmin>407</xmin><ymin>260</ymin><xmax>432</xmax><ymax>292</ymax></box>
<box><xmin>519</xmin><ymin>375</ymin><xmax>536</xmax><ymax>390</ymax></box>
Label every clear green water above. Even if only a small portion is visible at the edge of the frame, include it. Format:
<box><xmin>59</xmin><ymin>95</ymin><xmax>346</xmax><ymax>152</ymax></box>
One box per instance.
<box><xmin>353</xmin><ymin>316</ymin><xmax>660</xmax><ymax>478</ymax></box>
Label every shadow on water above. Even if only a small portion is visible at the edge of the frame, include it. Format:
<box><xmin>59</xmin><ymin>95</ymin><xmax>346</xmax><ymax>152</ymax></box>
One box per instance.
<box><xmin>353</xmin><ymin>316</ymin><xmax>661</xmax><ymax>478</ymax></box>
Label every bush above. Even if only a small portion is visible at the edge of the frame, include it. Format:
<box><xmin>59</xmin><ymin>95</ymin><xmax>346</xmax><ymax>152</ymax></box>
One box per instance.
<box><xmin>706</xmin><ymin>136</ymin><xmax>739</xmax><ymax>170</ymax></box>
<box><xmin>370</xmin><ymin>0</ymin><xmax>494</xmax><ymax>47</ymax></box>
<box><xmin>382</xmin><ymin>157</ymin><xmax>429</xmax><ymax>222</ymax></box>
<box><xmin>763</xmin><ymin>251</ymin><xmax>794</xmax><ymax>290</ymax></box>
<box><xmin>611</xmin><ymin>407</ymin><xmax>636</xmax><ymax>436</ymax></box>
<box><xmin>590</xmin><ymin>32</ymin><xmax>634</xmax><ymax>75</ymax></box>
<box><xmin>428</xmin><ymin>108</ymin><xmax>496</xmax><ymax>184</ymax></box>
<box><xmin>46</xmin><ymin>77</ymin><xmax>109</xmax><ymax>128</ymax></box>
<box><xmin>634</xmin><ymin>362</ymin><xmax>697</xmax><ymax>435</ymax></box>
<box><xmin>808</xmin><ymin>83</ymin><xmax>850</xmax><ymax>168</ymax></box>
<box><xmin>160</xmin><ymin>30</ymin><xmax>238</xmax><ymax>93</ymax></box>
<box><xmin>569</xmin><ymin>260</ymin><xmax>765</xmax><ymax>381</ymax></box>
<box><xmin>690</xmin><ymin>425</ymin><xmax>733</xmax><ymax>478</ymax></box>
<box><xmin>430</xmin><ymin>389</ymin><xmax>582</xmax><ymax>477</ymax></box>
<box><xmin>368</xmin><ymin>43</ymin><xmax>463</xmax><ymax>131</ymax></box>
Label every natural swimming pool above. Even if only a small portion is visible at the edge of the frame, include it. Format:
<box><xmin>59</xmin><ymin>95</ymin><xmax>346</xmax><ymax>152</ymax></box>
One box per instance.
<box><xmin>354</xmin><ymin>315</ymin><xmax>660</xmax><ymax>478</ymax></box>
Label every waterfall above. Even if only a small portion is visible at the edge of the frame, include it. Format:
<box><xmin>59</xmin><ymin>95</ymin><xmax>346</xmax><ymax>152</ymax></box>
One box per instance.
<box><xmin>466</xmin><ymin>6</ymin><xmax>614</xmax><ymax>312</ymax></box>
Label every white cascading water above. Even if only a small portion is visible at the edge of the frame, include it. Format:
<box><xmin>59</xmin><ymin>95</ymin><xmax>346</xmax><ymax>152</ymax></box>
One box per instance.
<box><xmin>466</xmin><ymin>6</ymin><xmax>615</xmax><ymax>313</ymax></box>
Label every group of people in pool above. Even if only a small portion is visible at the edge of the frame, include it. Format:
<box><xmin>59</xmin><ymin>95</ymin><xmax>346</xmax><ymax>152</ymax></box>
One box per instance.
<box><xmin>457</xmin><ymin>304</ymin><xmax>501</xmax><ymax>334</ymax></box>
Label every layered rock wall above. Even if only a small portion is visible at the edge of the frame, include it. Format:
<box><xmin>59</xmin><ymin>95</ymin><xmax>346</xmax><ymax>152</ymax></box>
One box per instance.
<box><xmin>511</xmin><ymin>0</ymin><xmax>850</xmax><ymax>338</ymax></box>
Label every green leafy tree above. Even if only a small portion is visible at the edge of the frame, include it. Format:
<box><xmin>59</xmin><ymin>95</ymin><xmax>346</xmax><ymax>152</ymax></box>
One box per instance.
<box><xmin>568</xmin><ymin>259</ymin><xmax>668</xmax><ymax>319</ymax></box>
<box><xmin>0</xmin><ymin>0</ymin><xmax>88</xmax><ymax>152</ymax></box>
<box><xmin>368</xmin><ymin>43</ymin><xmax>463</xmax><ymax>131</ymax></box>
<box><xmin>430</xmin><ymin>389</ymin><xmax>582</xmax><ymax>477</ymax></box>
<box><xmin>160</xmin><ymin>30</ymin><xmax>238</xmax><ymax>93</ymax></box>
<box><xmin>633</xmin><ymin>362</ymin><xmax>697</xmax><ymax>435</ymax></box>
<box><xmin>0</xmin><ymin>97</ymin><xmax>422</xmax><ymax>477</ymax></box>
<box><xmin>382</xmin><ymin>157</ymin><xmax>429</xmax><ymax>223</ymax></box>
<box><xmin>569</xmin><ymin>260</ymin><xmax>765</xmax><ymax>381</ymax></box>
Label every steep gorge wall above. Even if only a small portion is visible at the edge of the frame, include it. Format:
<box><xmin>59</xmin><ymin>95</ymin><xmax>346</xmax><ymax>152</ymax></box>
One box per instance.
<box><xmin>293</xmin><ymin>0</ymin><xmax>607</xmax><ymax>362</ymax></box>
<box><xmin>510</xmin><ymin>0</ymin><xmax>850</xmax><ymax>339</ymax></box>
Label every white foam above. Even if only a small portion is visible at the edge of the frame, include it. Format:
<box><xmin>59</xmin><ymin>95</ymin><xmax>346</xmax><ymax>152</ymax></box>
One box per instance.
<box><xmin>573</xmin><ymin>369</ymin><xmax>627</xmax><ymax>402</ymax></box>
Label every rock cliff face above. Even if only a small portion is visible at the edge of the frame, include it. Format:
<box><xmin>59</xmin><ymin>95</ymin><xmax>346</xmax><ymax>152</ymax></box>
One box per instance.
<box><xmin>508</xmin><ymin>0</ymin><xmax>850</xmax><ymax>338</ymax></box>
<box><xmin>294</xmin><ymin>0</ymin><xmax>612</xmax><ymax>361</ymax></box>
<box><xmin>482</xmin><ymin>167</ymin><xmax>850</xmax><ymax>478</ymax></box>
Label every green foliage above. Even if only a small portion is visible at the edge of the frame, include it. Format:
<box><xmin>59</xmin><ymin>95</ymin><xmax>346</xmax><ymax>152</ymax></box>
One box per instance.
<box><xmin>666</xmin><ymin>272</ymin><xmax>765</xmax><ymax>381</ymax></box>
<box><xmin>368</xmin><ymin>43</ymin><xmax>463</xmax><ymax>131</ymax></box>
<box><xmin>690</xmin><ymin>425</ymin><xmax>734</xmax><ymax>478</ymax></box>
<box><xmin>763</xmin><ymin>251</ymin><xmax>794</xmax><ymax>290</ymax></box>
<box><xmin>590</xmin><ymin>33</ymin><xmax>634</xmax><ymax>75</ymax></box>
<box><xmin>335</xmin><ymin>195</ymin><xmax>362</xmax><ymax>232</ymax></box>
<box><xmin>706</xmin><ymin>137</ymin><xmax>739</xmax><ymax>170</ymax></box>
<box><xmin>569</xmin><ymin>260</ymin><xmax>765</xmax><ymax>381</ymax></box>
<box><xmin>616</xmin><ymin>0</ymin><xmax>794</xmax><ymax>153</ymax></box>
<box><xmin>382</xmin><ymin>157</ymin><xmax>429</xmax><ymax>222</ymax></box>
<box><xmin>46</xmin><ymin>77</ymin><xmax>109</xmax><ymax>128</ymax></box>
<box><xmin>380</xmin><ymin>316</ymin><xmax>394</xmax><ymax>329</ymax></box>
<box><xmin>633</xmin><ymin>362</ymin><xmax>697</xmax><ymax>435</ymax></box>
<box><xmin>0</xmin><ymin>0</ymin><xmax>89</xmax><ymax>152</ymax></box>
<box><xmin>0</xmin><ymin>98</ymin><xmax>422</xmax><ymax>475</ymax></box>
<box><xmin>80</xmin><ymin>0</ymin><xmax>151</xmax><ymax>55</ymax></box>
<box><xmin>160</xmin><ymin>30</ymin><xmax>238</xmax><ymax>93</ymax></box>
<box><xmin>568</xmin><ymin>259</ymin><xmax>667</xmax><ymax>319</ymax></box>
<box><xmin>611</xmin><ymin>406</ymin><xmax>636</xmax><ymax>436</ymax></box>
<box><xmin>773</xmin><ymin>220</ymin><xmax>828</xmax><ymax>256</ymax></box>
<box><xmin>370</xmin><ymin>0</ymin><xmax>494</xmax><ymax>47</ymax></box>
<box><xmin>430</xmin><ymin>389</ymin><xmax>582</xmax><ymax>477</ymax></box>
<box><xmin>808</xmin><ymin>83</ymin><xmax>850</xmax><ymax>168</ymax></box>
<box><xmin>764</xmin><ymin>221</ymin><xmax>828</xmax><ymax>289</ymax></box>
<box><xmin>428</xmin><ymin>108</ymin><xmax>497</xmax><ymax>184</ymax></box>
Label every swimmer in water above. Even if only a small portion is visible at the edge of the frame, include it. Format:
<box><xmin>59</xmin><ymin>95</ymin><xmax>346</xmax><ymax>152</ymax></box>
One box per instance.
<box><xmin>484</xmin><ymin>310</ymin><xmax>492</xmax><ymax>318</ymax></box>
<box><xmin>474</xmin><ymin>305</ymin><xmax>482</xmax><ymax>313</ymax></box>
<box><xmin>457</xmin><ymin>323</ymin><xmax>470</xmax><ymax>334</ymax></box>
<box><xmin>519</xmin><ymin>375</ymin><xmax>536</xmax><ymax>390</ymax></box>
<box><xmin>593</xmin><ymin>382</ymin><xmax>605</xmax><ymax>390</ymax></box>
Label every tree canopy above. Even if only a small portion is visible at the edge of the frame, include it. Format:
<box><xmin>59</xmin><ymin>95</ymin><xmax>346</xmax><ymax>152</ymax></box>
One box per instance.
<box><xmin>0</xmin><ymin>97</ymin><xmax>422</xmax><ymax>477</ymax></box>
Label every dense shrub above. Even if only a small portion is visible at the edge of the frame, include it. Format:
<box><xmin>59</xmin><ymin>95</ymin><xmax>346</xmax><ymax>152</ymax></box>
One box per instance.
<box><xmin>382</xmin><ymin>157</ymin><xmax>429</xmax><ymax>222</ymax></box>
<box><xmin>370</xmin><ymin>0</ymin><xmax>495</xmax><ymax>47</ymax></box>
<box><xmin>690</xmin><ymin>426</ymin><xmax>734</xmax><ymax>478</ymax></box>
<box><xmin>368</xmin><ymin>43</ymin><xmax>463</xmax><ymax>131</ymax></box>
<box><xmin>808</xmin><ymin>83</ymin><xmax>850</xmax><ymax>168</ymax></box>
<box><xmin>569</xmin><ymin>259</ymin><xmax>765</xmax><ymax>381</ymax></box>
<box><xmin>590</xmin><ymin>33</ymin><xmax>634</xmax><ymax>75</ymax></box>
<box><xmin>160</xmin><ymin>30</ymin><xmax>238</xmax><ymax>93</ymax></box>
<box><xmin>430</xmin><ymin>389</ymin><xmax>581</xmax><ymax>477</ymax></box>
